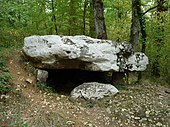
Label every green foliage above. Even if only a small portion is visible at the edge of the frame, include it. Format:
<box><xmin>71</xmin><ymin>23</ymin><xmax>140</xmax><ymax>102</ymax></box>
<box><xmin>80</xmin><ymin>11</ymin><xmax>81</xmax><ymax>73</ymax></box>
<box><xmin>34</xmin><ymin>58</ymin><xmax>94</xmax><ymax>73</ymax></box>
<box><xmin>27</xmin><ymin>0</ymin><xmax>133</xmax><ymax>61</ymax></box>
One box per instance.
<box><xmin>0</xmin><ymin>72</ymin><xmax>12</xmax><ymax>94</ymax></box>
<box><xmin>0</xmin><ymin>0</ymin><xmax>170</xmax><ymax>84</ymax></box>
<box><xmin>0</xmin><ymin>49</ymin><xmax>12</xmax><ymax>94</ymax></box>
<box><xmin>146</xmin><ymin>10</ymin><xmax>170</xmax><ymax>84</ymax></box>
<box><xmin>104</xmin><ymin>0</ymin><xmax>131</xmax><ymax>41</ymax></box>
<box><xmin>36</xmin><ymin>82</ymin><xmax>54</xmax><ymax>93</ymax></box>
<box><xmin>0</xmin><ymin>0</ymin><xmax>28</xmax><ymax>48</ymax></box>
<box><xmin>11</xmin><ymin>113</ymin><xmax>29</xmax><ymax>127</ymax></box>
<box><xmin>24</xmin><ymin>62</ymin><xmax>36</xmax><ymax>75</ymax></box>
<box><xmin>158</xmin><ymin>42</ymin><xmax>170</xmax><ymax>84</ymax></box>
<box><xmin>0</xmin><ymin>57</ymin><xmax>8</xmax><ymax>72</ymax></box>
<box><xmin>0</xmin><ymin>51</ymin><xmax>12</xmax><ymax>94</ymax></box>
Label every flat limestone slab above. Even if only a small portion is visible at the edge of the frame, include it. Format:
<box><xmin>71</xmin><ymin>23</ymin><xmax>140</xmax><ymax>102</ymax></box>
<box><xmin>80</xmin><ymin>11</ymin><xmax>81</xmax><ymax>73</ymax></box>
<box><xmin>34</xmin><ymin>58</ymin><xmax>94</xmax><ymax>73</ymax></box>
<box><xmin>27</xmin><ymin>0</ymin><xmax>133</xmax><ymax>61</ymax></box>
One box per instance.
<box><xmin>23</xmin><ymin>35</ymin><xmax>148</xmax><ymax>72</ymax></box>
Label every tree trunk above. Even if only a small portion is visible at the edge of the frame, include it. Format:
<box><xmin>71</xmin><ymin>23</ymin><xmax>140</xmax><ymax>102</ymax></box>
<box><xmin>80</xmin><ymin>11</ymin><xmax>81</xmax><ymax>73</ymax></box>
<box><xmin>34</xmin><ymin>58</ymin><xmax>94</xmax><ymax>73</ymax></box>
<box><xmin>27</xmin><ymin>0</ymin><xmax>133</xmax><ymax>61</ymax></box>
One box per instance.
<box><xmin>92</xmin><ymin>0</ymin><xmax>107</xmax><ymax>39</ymax></box>
<box><xmin>138</xmin><ymin>2</ymin><xmax>147</xmax><ymax>53</ymax></box>
<box><xmin>89</xmin><ymin>0</ymin><xmax>96</xmax><ymax>38</ymax></box>
<box><xmin>51</xmin><ymin>0</ymin><xmax>57</xmax><ymax>34</ymax></box>
<box><xmin>83</xmin><ymin>0</ymin><xmax>87</xmax><ymax>35</ymax></box>
<box><xmin>137</xmin><ymin>0</ymin><xmax>147</xmax><ymax>81</ymax></box>
<box><xmin>130</xmin><ymin>0</ymin><xmax>140</xmax><ymax>51</ymax></box>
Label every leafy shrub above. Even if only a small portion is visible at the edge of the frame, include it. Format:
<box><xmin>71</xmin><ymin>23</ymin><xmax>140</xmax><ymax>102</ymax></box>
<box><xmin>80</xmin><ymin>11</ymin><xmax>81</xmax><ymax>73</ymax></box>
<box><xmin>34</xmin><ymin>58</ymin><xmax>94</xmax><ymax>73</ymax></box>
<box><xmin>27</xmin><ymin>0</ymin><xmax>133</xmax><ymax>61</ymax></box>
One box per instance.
<box><xmin>158</xmin><ymin>42</ymin><xmax>170</xmax><ymax>84</ymax></box>
<box><xmin>0</xmin><ymin>72</ymin><xmax>12</xmax><ymax>94</ymax></box>
<box><xmin>36</xmin><ymin>82</ymin><xmax>54</xmax><ymax>93</ymax></box>
<box><xmin>0</xmin><ymin>57</ymin><xmax>9</xmax><ymax>72</ymax></box>
<box><xmin>145</xmin><ymin>12</ymin><xmax>170</xmax><ymax>85</ymax></box>
<box><xmin>0</xmin><ymin>48</ymin><xmax>12</xmax><ymax>94</ymax></box>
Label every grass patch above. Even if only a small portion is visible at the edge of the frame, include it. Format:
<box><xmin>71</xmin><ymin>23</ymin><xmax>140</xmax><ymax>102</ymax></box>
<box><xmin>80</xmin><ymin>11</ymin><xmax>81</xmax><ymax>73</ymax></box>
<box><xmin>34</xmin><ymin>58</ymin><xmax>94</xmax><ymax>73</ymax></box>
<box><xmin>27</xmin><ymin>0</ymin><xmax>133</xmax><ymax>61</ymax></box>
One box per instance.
<box><xmin>10</xmin><ymin>113</ymin><xmax>29</xmax><ymax>127</ymax></box>
<box><xmin>0</xmin><ymin>89</ymin><xmax>31</xmax><ymax>127</ymax></box>
<box><xmin>114</xmin><ymin>83</ymin><xmax>127</xmax><ymax>90</ymax></box>
<box><xmin>29</xmin><ymin>110</ymin><xmax>69</xmax><ymax>127</ymax></box>
<box><xmin>0</xmin><ymin>48</ymin><xmax>13</xmax><ymax>94</ymax></box>
<box><xmin>36</xmin><ymin>82</ymin><xmax>55</xmax><ymax>93</ymax></box>
<box><xmin>0</xmin><ymin>72</ymin><xmax>12</xmax><ymax>94</ymax></box>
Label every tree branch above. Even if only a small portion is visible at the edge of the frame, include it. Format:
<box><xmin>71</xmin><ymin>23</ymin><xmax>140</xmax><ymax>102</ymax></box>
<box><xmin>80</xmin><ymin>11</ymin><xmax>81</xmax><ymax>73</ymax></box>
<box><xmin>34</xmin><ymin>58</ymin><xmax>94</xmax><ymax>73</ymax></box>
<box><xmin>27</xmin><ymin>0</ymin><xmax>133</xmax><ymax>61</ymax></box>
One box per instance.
<box><xmin>142</xmin><ymin>1</ymin><xmax>166</xmax><ymax>16</ymax></box>
<box><xmin>142</xmin><ymin>5</ymin><xmax>158</xmax><ymax>15</ymax></box>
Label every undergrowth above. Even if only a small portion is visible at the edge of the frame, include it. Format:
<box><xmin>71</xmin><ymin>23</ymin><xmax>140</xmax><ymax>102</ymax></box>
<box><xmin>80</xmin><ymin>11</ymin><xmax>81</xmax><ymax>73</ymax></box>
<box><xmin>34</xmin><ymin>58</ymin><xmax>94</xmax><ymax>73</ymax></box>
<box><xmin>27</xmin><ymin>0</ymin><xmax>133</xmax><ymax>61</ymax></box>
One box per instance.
<box><xmin>0</xmin><ymin>49</ymin><xmax>13</xmax><ymax>94</ymax></box>
<box><xmin>36</xmin><ymin>82</ymin><xmax>55</xmax><ymax>93</ymax></box>
<box><xmin>10</xmin><ymin>113</ymin><xmax>29</xmax><ymax>127</ymax></box>
<box><xmin>0</xmin><ymin>72</ymin><xmax>12</xmax><ymax>94</ymax></box>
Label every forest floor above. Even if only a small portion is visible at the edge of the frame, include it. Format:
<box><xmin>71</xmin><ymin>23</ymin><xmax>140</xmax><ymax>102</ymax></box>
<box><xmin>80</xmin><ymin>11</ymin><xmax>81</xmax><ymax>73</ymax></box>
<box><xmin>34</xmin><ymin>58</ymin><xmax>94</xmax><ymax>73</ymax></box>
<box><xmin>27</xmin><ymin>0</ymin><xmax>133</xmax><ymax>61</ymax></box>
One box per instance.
<box><xmin>0</xmin><ymin>50</ymin><xmax>170</xmax><ymax>127</ymax></box>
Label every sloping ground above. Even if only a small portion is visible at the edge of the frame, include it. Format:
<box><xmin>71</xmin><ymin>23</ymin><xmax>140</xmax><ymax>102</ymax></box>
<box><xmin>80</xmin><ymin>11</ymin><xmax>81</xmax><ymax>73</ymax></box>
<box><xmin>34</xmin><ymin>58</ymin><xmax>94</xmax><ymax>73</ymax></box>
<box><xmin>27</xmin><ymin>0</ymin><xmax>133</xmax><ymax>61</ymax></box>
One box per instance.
<box><xmin>0</xmin><ymin>50</ymin><xmax>170</xmax><ymax>127</ymax></box>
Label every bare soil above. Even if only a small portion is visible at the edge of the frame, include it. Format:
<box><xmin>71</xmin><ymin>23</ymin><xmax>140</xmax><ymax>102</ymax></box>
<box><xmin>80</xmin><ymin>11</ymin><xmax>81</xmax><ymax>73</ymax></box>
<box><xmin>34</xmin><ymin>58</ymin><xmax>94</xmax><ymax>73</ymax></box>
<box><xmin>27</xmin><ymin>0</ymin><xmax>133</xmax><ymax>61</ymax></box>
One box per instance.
<box><xmin>0</xmin><ymin>51</ymin><xmax>170</xmax><ymax>127</ymax></box>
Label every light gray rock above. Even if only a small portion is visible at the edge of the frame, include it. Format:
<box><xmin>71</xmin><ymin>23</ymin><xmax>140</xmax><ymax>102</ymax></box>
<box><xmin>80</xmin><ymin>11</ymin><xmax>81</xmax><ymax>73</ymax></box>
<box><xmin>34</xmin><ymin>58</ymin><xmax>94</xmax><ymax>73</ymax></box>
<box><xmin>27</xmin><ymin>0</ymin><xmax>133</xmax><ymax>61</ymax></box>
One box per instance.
<box><xmin>127</xmin><ymin>52</ymin><xmax>149</xmax><ymax>71</ymax></box>
<box><xmin>37</xmin><ymin>69</ymin><xmax>48</xmax><ymax>82</ymax></box>
<box><xmin>70</xmin><ymin>82</ymin><xmax>119</xmax><ymax>101</ymax></box>
<box><xmin>23</xmin><ymin>35</ymin><xmax>148</xmax><ymax>72</ymax></box>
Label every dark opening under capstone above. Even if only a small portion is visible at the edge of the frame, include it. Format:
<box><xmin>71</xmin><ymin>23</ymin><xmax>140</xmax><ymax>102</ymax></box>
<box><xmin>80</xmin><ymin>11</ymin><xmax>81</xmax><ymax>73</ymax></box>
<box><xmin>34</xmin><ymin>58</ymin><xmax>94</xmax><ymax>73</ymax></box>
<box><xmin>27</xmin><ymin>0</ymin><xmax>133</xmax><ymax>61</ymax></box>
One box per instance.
<box><xmin>46</xmin><ymin>69</ymin><xmax>112</xmax><ymax>93</ymax></box>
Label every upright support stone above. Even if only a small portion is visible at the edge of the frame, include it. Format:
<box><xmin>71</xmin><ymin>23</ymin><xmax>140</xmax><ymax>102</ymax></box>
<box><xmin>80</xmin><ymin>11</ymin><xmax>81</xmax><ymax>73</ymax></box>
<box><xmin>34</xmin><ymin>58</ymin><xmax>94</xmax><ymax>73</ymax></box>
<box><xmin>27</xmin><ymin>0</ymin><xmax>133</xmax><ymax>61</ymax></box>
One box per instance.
<box><xmin>111</xmin><ymin>72</ymin><xmax>125</xmax><ymax>85</ymax></box>
<box><xmin>37</xmin><ymin>69</ymin><xmax>48</xmax><ymax>83</ymax></box>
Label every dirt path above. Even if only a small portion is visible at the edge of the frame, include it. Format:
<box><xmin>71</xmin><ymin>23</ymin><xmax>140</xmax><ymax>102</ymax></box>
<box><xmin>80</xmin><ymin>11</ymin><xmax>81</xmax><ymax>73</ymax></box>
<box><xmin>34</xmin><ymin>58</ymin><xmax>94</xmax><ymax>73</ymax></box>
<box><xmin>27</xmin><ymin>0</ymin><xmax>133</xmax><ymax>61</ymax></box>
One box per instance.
<box><xmin>7</xmin><ymin>51</ymin><xmax>112</xmax><ymax>127</ymax></box>
<box><xmin>1</xmin><ymin>50</ymin><xmax>169</xmax><ymax>127</ymax></box>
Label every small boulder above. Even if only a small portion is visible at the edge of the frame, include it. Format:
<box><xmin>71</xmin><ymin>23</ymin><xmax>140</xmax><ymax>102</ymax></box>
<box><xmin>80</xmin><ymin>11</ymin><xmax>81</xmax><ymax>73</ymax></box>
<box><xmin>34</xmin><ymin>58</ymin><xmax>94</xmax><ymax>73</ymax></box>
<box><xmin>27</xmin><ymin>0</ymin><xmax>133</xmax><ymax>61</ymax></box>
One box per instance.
<box><xmin>70</xmin><ymin>82</ymin><xmax>119</xmax><ymax>101</ymax></box>
<box><xmin>37</xmin><ymin>69</ymin><xmax>48</xmax><ymax>82</ymax></box>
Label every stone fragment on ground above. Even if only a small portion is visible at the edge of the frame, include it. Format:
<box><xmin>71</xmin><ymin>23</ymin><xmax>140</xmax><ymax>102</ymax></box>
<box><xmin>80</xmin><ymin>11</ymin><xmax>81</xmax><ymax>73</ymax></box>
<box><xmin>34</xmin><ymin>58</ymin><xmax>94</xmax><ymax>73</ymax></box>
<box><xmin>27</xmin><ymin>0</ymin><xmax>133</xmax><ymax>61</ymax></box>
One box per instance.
<box><xmin>26</xmin><ymin>78</ymin><xmax>33</xmax><ymax>84</ymax></box>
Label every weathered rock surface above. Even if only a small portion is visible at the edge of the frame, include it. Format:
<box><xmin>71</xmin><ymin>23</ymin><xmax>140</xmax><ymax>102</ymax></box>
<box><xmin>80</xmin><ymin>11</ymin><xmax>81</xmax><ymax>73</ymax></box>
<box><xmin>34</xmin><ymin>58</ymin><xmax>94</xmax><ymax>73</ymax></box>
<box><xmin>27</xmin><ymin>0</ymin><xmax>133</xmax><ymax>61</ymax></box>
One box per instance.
<box><xmin>70</xmin><ymin>82</ymin><xmax>119</xmax><ymax>101</ymax></box>
<box><xmin>23</xmin><ymin>35</ymin><xmax>148</xmax><ymax>72</ymax></box>
<box><xmin>37</xmin><ymin>69</ymin><xmax>48</xmax><ymax>82</ymax></box>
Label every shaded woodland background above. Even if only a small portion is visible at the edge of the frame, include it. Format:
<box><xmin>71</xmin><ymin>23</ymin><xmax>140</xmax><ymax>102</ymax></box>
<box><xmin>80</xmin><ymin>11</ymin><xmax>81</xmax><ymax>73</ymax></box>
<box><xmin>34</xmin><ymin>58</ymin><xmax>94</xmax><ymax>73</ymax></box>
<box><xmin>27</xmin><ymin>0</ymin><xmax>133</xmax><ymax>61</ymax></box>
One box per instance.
<box><xmin>0</xmin><ymin>0</ymin><xmax>170</xmax><ymax>84</ymax></box>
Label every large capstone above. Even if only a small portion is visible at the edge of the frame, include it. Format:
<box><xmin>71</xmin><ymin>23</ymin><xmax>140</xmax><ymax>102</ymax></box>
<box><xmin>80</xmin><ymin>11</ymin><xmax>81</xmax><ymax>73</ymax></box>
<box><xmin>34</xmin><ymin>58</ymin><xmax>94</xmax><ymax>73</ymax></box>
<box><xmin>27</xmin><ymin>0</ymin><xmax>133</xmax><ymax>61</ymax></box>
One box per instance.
<box><xmin>23</xmin><ymin>35</ymin><xmax>148</xmax><ymax>72</ymax></box>
<box><xmin>70</xmin><ymin>82</ymin><xmax>119</xmax><ymax>101</ymax></box>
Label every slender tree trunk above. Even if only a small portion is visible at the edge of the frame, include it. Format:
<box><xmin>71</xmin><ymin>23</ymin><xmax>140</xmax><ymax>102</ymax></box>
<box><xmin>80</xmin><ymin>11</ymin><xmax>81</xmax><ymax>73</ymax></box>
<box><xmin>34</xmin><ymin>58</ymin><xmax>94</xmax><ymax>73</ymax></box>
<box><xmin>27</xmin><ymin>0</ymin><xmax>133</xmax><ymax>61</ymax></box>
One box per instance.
<box><xmin>92</xmin><ymin>0</ymin><xmax>107</xmax><ymax>39</ymax></box>
<box><xmin>137</xmin><ymin>0</ymin><xmax>147</xmax><ymax>81</ymax></box>
<box><xmin>156</xmin><ymin>0</ymin><xmax>166</xmax><ymax>45</ymax></box>
<box><xmin>130</xmin><ymin>0</ymin><xmax>140</xmax><ymax>51</ymax></box>
<box><xmin>137</xmin><ymin>0</ymin><xmax>147</xmax><ymax>54</ymax></box>
<box><xmin>116</xmin><ymin>1</ymin><xmax>122</xmax><ymax>42</ymax></box>
<box><xmin>89</xmin><ymin>1</ymin><xmax>96</xmax><ymax>38</ymax></box>
<box><xmin>83</xmin><ymin>0</ymin><xmax>87</xmax><ymax>35</ymax></box>
<box><xmin>51</xmin><ymin>0</ymin><xmax>57</xmax><ymax>34</ymax></box>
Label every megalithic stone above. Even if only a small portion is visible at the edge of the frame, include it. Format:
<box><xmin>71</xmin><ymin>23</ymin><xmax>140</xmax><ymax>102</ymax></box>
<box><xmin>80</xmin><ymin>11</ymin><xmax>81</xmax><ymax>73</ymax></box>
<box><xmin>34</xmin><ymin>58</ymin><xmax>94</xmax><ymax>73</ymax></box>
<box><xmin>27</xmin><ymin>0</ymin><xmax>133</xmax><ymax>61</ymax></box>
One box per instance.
<box><xmin>23</xmin><ymin>35</ymin><xmax>148</xmax><ymax>72</ymax></box>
